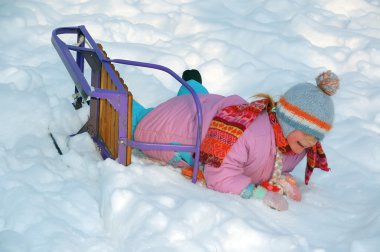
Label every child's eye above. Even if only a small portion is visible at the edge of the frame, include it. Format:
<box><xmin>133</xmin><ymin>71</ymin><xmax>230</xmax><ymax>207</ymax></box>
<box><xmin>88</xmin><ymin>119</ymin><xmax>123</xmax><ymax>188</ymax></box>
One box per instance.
<box><xmin>297</xmin><ymin>141</ymin><xmax>305</xmax><ymax>148</ymax></box>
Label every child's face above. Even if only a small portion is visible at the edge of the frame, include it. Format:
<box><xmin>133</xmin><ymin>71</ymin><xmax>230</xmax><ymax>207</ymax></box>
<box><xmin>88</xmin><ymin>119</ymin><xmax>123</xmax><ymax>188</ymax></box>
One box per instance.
<box><xmin>287</xmin><ymin>130</ymin><xmax>317</xmax><ymax>154</ymax></box>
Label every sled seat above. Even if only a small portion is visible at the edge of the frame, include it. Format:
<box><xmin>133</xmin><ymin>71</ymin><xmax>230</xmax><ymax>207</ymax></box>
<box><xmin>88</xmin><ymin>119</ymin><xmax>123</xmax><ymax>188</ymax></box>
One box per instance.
<box><xmin>51</xmin><ymin>25</ymin><xmax>203</xmax><ymax>183</ymax></box>
<box><xmin>97</xmin><ymin>45</ymin><xmax>133</xmax><ymax>164</ymax></box>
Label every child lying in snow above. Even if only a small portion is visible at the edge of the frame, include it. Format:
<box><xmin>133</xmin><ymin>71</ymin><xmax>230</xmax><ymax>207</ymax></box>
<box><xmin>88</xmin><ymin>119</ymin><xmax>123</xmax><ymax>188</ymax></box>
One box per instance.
<box><xmin>132</xmin><ymin>70</ymin><xmax>339</xmax><ymax>211</ymax></box>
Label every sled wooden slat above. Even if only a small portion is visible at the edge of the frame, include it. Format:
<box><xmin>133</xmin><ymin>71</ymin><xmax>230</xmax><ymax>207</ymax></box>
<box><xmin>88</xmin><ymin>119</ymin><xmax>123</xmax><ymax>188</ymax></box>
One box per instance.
<box><xmin>127</xmin><ymin>91</ymin><xmax>133</xmax><ymax>165</ymax></box>
<box><xmin>98</xmin><ymin>44</ymin><xmax>132</xmax><ymax>164</ymax></box>
<box><xmin>99</xmin><ymin>64</ymin><xmax>107</xmax><ymax>151</ymax></box>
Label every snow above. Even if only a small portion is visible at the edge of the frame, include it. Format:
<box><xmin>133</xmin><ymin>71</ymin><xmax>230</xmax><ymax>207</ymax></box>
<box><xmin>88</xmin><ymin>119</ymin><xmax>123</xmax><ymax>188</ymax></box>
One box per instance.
<box><xmin>0</xmin><ymin>0</ymin><xmax>380</xmax><ymax>251</ymax></box>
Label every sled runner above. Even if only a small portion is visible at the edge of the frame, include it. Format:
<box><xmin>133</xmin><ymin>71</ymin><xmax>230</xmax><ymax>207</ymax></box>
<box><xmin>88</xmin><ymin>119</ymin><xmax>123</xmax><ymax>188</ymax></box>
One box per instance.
<box><xmin>51</xmin><ymin>25</ymin><xmax>203</xmax><ymax>183</ymax></box>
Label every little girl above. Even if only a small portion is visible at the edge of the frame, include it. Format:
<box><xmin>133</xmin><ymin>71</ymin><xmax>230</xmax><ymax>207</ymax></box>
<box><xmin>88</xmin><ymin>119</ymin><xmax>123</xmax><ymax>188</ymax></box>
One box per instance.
<box><xmin>133</xmin><ymin>70</ymin><xmax>339</xmax><ymax>211</ymax></box>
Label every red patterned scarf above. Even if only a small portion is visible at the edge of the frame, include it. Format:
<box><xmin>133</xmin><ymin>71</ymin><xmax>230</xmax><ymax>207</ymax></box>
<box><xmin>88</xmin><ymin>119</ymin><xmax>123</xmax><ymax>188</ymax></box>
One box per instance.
<box><xmin>200</xmin><ymin>98</ymin><xmax>330</xmax><ymax>185</ymax></box>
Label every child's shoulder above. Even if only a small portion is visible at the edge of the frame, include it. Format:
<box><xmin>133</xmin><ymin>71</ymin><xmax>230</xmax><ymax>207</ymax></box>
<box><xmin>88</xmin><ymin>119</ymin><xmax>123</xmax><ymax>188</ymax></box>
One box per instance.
<box><xmin>247</xmin><ymin>111</ymin><xmax>274</xmax><ymax>137</ymax></box>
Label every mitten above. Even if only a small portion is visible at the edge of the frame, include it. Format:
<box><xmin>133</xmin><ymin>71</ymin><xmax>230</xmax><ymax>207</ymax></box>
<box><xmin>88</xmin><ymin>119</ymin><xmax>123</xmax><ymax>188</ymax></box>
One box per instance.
<box><xmin>262</xmin><ymin>190</ymin><xmax>288</xmax><ymax>211</ymax></box>
<box><xmin>278</xmin><ymin>176</ymin><xmax>302</xmax><ymax>202</ymax></box>
<box><xmin>241</xmin><ymin>184</ymin><xmax>288</xmax><ymax>211</ymax></box>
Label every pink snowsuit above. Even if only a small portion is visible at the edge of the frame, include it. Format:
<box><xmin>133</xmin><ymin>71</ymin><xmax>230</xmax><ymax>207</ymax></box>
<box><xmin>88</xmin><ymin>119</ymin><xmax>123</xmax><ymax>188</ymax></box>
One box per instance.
<box><xmin>134</xmin><ymin>94</ymin><xmax>306</xmax><ymax>195</ymax></box>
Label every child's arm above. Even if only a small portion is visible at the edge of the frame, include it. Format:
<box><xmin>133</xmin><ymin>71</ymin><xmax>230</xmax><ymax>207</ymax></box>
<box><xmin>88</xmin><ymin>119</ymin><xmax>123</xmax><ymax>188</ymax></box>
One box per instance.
<box><xmin>202</xmin><ymin>127</ymin><xmax>253</xmax><ymax>194</ymax></box>
<box><xmin>204</xmin><ymin>161</ymin><xmax>252</xmax><ymax>195</ymax></box>
<box><xmin>204</xmin><ymin>150</ymin><xmax>289</xmax><ymax>211</ymax></box>
<box><xmin>203</xmin><ymin>123</ymin><xmax>289</xmax><ymax>210</ymax></box>
<box><xmin>280</xmin><ymin>152</ymin><xmax>306</xmax><ymax>201</ymax></box>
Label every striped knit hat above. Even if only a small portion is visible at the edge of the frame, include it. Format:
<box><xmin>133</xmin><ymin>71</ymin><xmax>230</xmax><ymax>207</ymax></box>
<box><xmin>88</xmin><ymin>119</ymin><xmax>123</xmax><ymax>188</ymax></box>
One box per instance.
<box><xmin>276</xmin><ymin>70</ymin><xmax>340</xmax><ymax>140</ymax></box>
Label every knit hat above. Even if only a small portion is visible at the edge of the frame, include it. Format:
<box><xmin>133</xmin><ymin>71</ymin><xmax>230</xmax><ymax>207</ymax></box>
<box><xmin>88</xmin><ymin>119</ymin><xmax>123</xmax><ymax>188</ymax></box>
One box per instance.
<box><xmin>276</xmin><ymin>70</ymin><xmax>340</xmax><ymax>140</ymax></box>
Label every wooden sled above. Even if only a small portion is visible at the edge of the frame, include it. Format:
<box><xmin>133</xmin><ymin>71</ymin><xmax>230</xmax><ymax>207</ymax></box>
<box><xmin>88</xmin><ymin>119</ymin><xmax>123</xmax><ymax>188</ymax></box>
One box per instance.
<box><xmin>51</xmin><ymin>25</ymin><xmax>203</xmax><ymax>183</ymax></box>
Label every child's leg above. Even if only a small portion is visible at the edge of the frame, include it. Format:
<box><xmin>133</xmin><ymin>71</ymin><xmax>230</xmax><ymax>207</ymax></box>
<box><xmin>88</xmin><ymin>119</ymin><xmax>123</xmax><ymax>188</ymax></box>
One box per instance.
<box><xmin>132</xmin><ymin>100</ymin><xmax>153</xmax><ymax>138</ymax></box>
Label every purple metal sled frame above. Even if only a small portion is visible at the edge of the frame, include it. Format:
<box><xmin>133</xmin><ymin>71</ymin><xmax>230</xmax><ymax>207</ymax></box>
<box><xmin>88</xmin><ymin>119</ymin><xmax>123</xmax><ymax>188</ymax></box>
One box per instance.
<box><xmin>51</xmin><ymin>25</ymin><xmax>203</xmax><ymax>183</ymax></box>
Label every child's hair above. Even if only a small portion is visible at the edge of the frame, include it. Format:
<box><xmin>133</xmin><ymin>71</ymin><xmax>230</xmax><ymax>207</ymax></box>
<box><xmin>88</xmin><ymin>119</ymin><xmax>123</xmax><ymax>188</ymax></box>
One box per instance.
<box><xmin>253</xmin><ymin>93</ymin><xmax>275</xmax><ymax>108</ymax></box>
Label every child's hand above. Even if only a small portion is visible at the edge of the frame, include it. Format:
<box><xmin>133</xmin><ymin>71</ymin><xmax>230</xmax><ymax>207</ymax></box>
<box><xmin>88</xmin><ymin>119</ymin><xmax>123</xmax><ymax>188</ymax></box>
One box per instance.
<box><xmin>244</xmin><ymin>184</ymin><xmax>288</xmax><ymax>211</ymax></box>
<box><xmin>278</xmin><ymin>175</ymin><xmax>302</xmax><ymax>202</ymax></box>
<box><xmin>263</xmin><ymin>190</ymin><xmax>288</xmax><ymax>211</ymax></box>
<box><xmin>252</xmin><ymin>185</ymin><xmax>288</xmax><ymax>211</ymax></box>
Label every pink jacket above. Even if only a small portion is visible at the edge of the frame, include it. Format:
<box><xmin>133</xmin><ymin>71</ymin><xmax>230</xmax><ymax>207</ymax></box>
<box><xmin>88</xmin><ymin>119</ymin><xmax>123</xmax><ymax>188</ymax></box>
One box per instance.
<box><xmin>134</xmin><ymin>94</ymin><xmax>305</xmax><ymax>195</ymax></box>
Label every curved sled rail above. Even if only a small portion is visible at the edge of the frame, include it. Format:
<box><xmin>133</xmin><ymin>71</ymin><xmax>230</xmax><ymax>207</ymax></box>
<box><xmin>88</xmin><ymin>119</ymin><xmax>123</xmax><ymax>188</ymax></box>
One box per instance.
<box><xmin>52</xmin><ymin>25</ymin><xmax>203</xmax><ymax>183</ymax></box>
